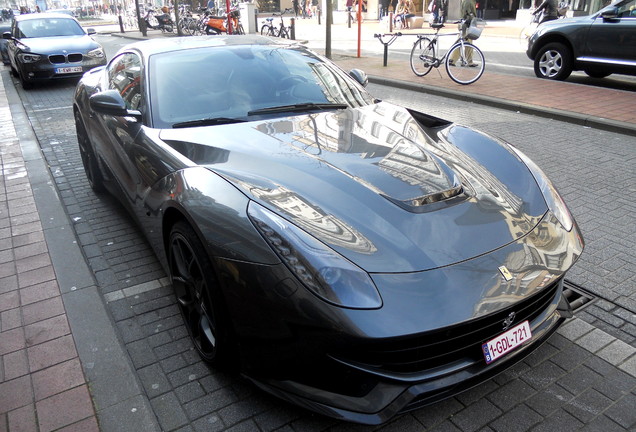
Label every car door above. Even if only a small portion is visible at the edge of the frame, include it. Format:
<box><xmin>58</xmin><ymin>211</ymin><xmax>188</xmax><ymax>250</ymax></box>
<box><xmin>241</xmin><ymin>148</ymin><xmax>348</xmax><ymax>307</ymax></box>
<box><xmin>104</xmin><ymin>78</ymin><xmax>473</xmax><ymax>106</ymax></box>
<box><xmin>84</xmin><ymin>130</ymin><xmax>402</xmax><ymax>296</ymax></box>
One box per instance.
<box><xmin>96</xmin><ymin>51</ymin><xmax>175</xmax><ymax>222</ymax></box>
<box><xmin>585</xmin><ymin>0</ymin><xmax>636</xmax><ymax>63</ymax></box>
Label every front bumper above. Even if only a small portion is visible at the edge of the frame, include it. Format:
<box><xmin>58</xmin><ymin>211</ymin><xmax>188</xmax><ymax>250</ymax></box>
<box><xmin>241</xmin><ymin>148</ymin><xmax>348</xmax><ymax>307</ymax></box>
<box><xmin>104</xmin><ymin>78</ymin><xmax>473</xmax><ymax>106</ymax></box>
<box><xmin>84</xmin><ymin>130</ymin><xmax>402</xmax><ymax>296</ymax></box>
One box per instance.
<box><xmin>216</xmin><ymin>213</ymin><xmax>583</xmax><ymax>424</ymax></box>
<box><xmin>18</xmin><ymin>56</ymin><xmax>106</xmax><ymax>82</ymax></box>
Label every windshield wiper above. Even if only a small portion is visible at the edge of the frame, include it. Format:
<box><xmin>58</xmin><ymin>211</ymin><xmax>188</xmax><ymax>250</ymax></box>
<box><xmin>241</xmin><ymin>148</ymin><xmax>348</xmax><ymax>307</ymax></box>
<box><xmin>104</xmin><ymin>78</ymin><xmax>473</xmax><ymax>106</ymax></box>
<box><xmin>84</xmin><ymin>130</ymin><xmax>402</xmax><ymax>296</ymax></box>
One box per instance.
<box><xmin>248</xmin><ymin>103</ymin><xmax>348</xmax><ymax>116</ymax></box>
<box><xmin>172</xmin><ymin>117</ymin><xmax>246</xmax><ymax>128</ymax></box>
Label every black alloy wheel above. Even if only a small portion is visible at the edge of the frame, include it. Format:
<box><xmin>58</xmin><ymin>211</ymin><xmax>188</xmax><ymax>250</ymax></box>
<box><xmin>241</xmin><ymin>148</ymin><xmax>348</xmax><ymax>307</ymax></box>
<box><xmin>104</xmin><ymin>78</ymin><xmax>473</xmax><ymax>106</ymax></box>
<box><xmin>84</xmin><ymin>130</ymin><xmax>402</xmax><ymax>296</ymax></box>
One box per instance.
<box><xmin>74</xmin><ymin>111</ymin><xmax>105</xmax><ymax>192</ymax></box>
<box><xmin>169</xmin><ymin>221</ymin><xmax>233</xmax><ymax>367</ymax></box>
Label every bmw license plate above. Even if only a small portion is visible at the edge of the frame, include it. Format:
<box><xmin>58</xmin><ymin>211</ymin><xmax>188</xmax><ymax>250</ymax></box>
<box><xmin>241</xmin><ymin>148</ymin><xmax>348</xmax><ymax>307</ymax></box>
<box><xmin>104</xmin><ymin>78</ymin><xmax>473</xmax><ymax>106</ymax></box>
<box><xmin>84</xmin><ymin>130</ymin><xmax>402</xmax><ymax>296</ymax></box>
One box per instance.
<box><xmin>482</xmin><ymin>321</ymin><xmax>531</xmax><ymax>364</ymax></box>
<box><xmin>55</xmin><ymin>66</ymin><xmax>83</xmax><ymax>74</ymax></box>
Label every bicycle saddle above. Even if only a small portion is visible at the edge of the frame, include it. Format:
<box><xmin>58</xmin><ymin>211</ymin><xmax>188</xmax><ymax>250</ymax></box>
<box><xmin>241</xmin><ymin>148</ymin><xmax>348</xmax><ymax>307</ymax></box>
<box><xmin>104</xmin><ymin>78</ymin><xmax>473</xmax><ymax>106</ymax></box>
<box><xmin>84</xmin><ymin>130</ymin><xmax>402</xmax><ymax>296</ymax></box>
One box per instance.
<box><xmin>430</xmin><ymin>22</ymin><xmax>445</xmax><ymax>29</ymax></box>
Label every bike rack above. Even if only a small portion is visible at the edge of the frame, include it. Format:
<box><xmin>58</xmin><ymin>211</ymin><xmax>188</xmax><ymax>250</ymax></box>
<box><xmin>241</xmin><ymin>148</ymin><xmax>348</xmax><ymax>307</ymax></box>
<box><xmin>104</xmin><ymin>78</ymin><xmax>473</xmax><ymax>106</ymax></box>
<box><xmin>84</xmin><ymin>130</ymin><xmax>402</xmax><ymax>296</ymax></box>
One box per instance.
<box><xmin>373</xmin><ymin>33</ymin><xmax>402</xmax><ymax>67</ymax></box>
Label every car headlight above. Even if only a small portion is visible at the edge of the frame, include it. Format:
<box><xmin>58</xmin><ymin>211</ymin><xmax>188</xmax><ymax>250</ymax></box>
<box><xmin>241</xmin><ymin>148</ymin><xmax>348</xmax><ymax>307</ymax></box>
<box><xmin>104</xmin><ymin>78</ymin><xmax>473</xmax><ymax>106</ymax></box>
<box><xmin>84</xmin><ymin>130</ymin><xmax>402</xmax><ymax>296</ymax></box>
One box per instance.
<box><xmin>510</xmin><ymin>146</ymin><xmax>574</xmax><ymax>231</ymax></box>
<box><xmin>248</xmin><ymin>202</ymin><xmax>383</xmax><ymax>309</ymax></box>
<box><xmin>87</xmin><ymin>48</ymin><xmax>105</xmax><ymax>59</ymax></box>
<box><xmin>17</xmin><ymin>53</ymin><xmax>41</xmax><ymax>63</ymax></box>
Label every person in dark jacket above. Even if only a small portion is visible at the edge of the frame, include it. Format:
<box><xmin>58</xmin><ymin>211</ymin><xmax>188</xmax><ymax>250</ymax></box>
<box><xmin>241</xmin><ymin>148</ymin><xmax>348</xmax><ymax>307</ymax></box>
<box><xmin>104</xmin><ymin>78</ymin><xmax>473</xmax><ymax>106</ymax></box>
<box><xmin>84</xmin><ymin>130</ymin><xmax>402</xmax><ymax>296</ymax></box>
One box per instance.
<box><xmin>533</xmin><ymin>0</ymin><xmax>559</xmax><ymax>24</ymax></box>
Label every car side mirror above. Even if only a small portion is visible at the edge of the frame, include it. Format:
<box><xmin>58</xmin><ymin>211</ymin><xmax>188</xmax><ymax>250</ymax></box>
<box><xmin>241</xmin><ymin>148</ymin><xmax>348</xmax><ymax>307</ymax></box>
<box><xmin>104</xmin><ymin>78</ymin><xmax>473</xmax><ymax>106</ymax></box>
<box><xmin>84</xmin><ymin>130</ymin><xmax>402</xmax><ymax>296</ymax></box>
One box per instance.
<box><xmin>86</xmin><ymin>27</ymin><xmax>96</xmax><ymax>35</ymax></box>
<box><xmin>349</xmin><ymin>69</ymin><xmax>369</xmax><ymax>87</ymax></box>
<box><xmin>89</xmin><ymin>90</ymin><xmax>142</xmax><ymax>119</ymax></box>
<box><xmin>2</xmin><ymin>31</ymin><xmax>12</xmax><ymax>40</ymax></box>
<box><xmin>600</xmin><ymin>8</ymin><xmax>618</xmax><ymax>20</ymax></box>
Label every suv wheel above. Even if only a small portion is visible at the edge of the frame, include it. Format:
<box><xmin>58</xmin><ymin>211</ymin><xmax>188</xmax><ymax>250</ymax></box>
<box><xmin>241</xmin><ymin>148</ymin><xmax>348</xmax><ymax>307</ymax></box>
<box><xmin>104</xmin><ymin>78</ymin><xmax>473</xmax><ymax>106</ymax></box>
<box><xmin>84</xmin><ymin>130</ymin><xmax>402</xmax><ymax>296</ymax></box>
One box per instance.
<box><xmin>534</xmin><ymin>42</ymin><xmax>572</xmax><ymax>80</ymax></box>
<box><xmin>584</xmin><ymin>69</ymin><xmax>611</xmax><ymax>79</ymax></box>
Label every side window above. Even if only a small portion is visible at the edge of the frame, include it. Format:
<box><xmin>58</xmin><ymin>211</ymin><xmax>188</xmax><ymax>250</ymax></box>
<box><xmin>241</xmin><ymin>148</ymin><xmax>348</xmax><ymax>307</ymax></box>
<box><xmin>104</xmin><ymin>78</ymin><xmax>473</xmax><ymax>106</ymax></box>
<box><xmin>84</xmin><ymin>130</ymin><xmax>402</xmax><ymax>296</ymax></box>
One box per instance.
<box><xmin>617</xmin><ymin>0</ymin><xmax>636</xmax><ymax>17</ymax></box>
<box><xmin>108</xmin><ymin>53</ymin><xmax>143</xmax><ymax>111</ymax></box>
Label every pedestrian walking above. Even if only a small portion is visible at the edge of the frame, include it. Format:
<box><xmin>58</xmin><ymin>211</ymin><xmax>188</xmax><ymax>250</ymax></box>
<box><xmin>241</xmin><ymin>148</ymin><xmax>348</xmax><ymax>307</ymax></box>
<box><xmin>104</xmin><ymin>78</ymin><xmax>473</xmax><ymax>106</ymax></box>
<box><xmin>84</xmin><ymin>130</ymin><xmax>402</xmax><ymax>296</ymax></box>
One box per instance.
<box><xmin>449</xmin><ymin>0</ymin><xmax>477</xmax><ymax>65</ymax></box>
<box><xmin>532</xmin><ymin>0</ymin><xmax>559</xmax><ymax>23</ymax></box>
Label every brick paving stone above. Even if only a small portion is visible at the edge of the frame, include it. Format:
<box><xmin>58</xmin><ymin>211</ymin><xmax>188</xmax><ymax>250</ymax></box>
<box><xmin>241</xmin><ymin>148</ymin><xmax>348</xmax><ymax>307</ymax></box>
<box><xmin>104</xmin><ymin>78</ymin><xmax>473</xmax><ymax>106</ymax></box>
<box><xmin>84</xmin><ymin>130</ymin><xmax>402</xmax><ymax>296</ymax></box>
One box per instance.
<box><xmin>19</xmin><ymin>280</ymin><xmax>60</xmax><ymax>306</ymax></box>
<box><xmin>35</xmin><ymin>385</ymin><xmax>94</xmax><ymax>432</ymax></box>
<box><xmin>32</xmin><ymin>358</ymin><xmax>85</xmax><ymax>401</ymax></box>
<box><xmin>0</xmin><ymin>307</ymin><xmax>21</xmax><ymax>332</ymax></box>
<box><xmin>487</xmin><ymin>378</ymin><xmax>535</xmax><ymax>411</ymax></box>
<box><xmin>138</xmin><ymin>363</ymin><xmax>172</xmax><ymax>399</ymax></box>
<box><xmin>525</xmin><ymin>383</ymin><xmax>575</xmax><ymax>416</ymax></box>
<box><xmin>489</xmin><ymin>404</ymin><xmax>542</xmax><ymax>432</ymax></box>
<box><xmin>0</xmin><ymin>375</ymin><xmax>33</xmax><ymax>413</ymax></box>
<box><xmin>520</xmin><ymin>360</ymin><xmax>566</xmax><ymax>390</ymax></box>
<box><xmin>449</xmin><ymin>399</ymin><xmax>503</xmax><ymax>432</ymax></box>
<box><xmin>175</xmin><ymin>381</ymin><xmax>207</xmax><ymax>405</ymax></box>
<box><xmin>603</xmin><ymin>392</ymin><xmax>636</xmax><ymax>429</ymax></box>
<box><xmin>191</xmin><ymin>413</ymin><xmax>227</xmax><ymax>432</ymax></box>
<box><xmin>530</xmin><ymin>409</ymin><xmax>584</xmax><ymax>432</ymax></box>
<box><xmin>563</xmin><ymin>388</ymin><xmax>614</xmax><ymax>423</ymax></box>
<box><xmin>2</xmin><ymin>349</ymin><xmax>29</xmax><ymax>381</ymax></box>
<box><xmin>7</xmin><ymin>403</ymin><xmax>37</xmax><ymax>432</ymax></box>
<box><xmin>24</xmin><ymin>314</ymin><xmax>70</xmax><ymax>347</ymax></box>
<box><xmin>557</xmin><ymin>364</ymin><xmax>605</xmax><ymax>396</ymax></box>
<box><xmin>218</xmin><ymin>396</ymin><xmax>276</xmax><ymax>428</ymax></box>
<box><xmin>27</xmin><ymin>334</ymin><xmax>77</xmax><ymax>372</ymax></box>
<box><xmin>596</xmin><ymin>339</ymin><xmax>636</xmax><ymax>366</ymax></box>
<box><xmin>0</xmin><ymin>327</ymin><xmax>25</xmax><ymax>356</ymax></box>
<box><xmin>412</xmin><ymin>397</ymin><xmax>464</xmax><ymax>429</ymax></box>
<box><xmin>151</xmin><ymin>392</ymin><xmax>189</xmax><ymax>431</ymax></box>
<box><xmin>21</xmin><ymin>296</ymin><xmax>65</xmax><ymax>326</ymax></box>
<box><xmin>55</xmin><ymin>416</ymin><xmax>100</xmax><ymax>432</ymax></box>
<box><xmin>184</xmin><ymin>389</ymin><xmax>240</xmax><ymax>421</ymax></box>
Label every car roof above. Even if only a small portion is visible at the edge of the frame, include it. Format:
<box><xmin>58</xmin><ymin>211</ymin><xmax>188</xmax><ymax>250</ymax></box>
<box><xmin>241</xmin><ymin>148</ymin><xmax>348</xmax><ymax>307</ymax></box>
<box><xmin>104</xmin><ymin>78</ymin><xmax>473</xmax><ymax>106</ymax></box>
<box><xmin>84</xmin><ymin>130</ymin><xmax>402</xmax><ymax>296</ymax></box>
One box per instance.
<box><xmin>118</xmin><ymin>35</ymin><xmax>297</xmax><ymax>58</ymax></box>
<box><xmin>14</xmin><ymin>12</ymin><xmax>78</xmax><ymax>21</ymax></box>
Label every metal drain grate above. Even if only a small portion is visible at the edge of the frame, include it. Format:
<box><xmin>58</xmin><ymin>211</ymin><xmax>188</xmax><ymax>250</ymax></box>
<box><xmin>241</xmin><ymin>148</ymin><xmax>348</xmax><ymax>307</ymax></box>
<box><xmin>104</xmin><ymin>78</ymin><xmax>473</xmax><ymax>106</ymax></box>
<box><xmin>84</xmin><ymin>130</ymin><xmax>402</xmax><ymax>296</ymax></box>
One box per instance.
<box><xmin>563</xmin><ymin>280</ymin><xmax>595</xmax><ymax>312</ymax></box>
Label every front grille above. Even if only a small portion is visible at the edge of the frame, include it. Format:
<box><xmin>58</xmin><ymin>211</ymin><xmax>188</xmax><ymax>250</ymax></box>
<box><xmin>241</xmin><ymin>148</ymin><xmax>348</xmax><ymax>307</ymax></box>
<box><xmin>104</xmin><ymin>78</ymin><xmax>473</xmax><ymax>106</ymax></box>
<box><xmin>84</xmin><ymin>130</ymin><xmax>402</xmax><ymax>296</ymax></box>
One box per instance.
<box><xmin>338</xmin><ymin>279</ymin><xmax>561</xmax><ymax>374</ymax></box>
<box><xmin>48</xmin><ymin>53</ymin><xmax>83</xmax><ymax>64</ymax></box>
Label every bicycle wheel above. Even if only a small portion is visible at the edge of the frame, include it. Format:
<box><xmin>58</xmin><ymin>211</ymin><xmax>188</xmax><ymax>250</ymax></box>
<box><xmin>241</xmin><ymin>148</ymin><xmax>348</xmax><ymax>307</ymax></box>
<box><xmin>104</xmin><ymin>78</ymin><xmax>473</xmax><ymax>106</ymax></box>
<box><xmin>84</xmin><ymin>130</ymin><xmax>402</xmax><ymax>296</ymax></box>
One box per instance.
<box><xmin>445</xmin><ymin>42</ymin><xmax>485</xmax><ymax>85</ymax></box>
<box><xmin>279</xmin><ymin>26</ymin><xmax>290</xmax><ymax>38</ymax></box>
<box><xmin>236</xmin><ymin>24</ymin><xmax>244</xmax><ymax>35</ymax></box>
<box><xmin>410</xmin><ymin>37</ymin><xmax>436</xmax><ymax>77</ymax></box>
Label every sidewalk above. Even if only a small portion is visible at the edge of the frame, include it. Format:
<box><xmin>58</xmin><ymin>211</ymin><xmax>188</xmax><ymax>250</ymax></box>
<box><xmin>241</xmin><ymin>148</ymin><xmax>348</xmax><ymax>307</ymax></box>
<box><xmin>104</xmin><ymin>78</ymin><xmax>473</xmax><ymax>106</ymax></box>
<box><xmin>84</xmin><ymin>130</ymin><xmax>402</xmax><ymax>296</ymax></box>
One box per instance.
<box><xmin>1</xmin><ymin>18</ymin><xmax>635</xmax><ymax>432</ymax></box>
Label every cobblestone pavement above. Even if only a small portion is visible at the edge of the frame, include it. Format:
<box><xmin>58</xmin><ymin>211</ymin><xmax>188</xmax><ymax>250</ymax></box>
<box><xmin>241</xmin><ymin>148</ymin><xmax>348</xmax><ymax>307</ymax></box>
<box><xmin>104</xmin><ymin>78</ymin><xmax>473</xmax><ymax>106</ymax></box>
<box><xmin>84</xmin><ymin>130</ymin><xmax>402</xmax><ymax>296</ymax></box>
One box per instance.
<box><xmin>1</xmin><ymin>30</ymin><xmax>635</xmax><ymax>431</ymax></box>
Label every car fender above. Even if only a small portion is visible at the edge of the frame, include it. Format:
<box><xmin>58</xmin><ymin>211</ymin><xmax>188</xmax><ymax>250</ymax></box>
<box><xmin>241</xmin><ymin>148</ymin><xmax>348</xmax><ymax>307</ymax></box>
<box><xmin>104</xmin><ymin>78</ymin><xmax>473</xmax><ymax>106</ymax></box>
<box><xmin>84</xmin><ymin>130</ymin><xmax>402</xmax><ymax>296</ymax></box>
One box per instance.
<box><xmin>142</xmin><ymin>166</ymin><xmax>280</xmax><ymax>271</ymax></box>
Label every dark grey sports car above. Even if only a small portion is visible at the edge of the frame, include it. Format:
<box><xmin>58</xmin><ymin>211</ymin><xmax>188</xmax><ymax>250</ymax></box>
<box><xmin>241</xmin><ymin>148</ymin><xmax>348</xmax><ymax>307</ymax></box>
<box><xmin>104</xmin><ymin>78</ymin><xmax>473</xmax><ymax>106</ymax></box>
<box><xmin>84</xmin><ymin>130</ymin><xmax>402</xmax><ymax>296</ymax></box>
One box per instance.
<box><xmin>73</xmin><ymin>35</ymin><xmax>584</xmax><ymax>424</ymax></box>
<box><xmin>3</xmin><ymin>12</ymin><xmax>106</xmax><ymax>89</ymax></box>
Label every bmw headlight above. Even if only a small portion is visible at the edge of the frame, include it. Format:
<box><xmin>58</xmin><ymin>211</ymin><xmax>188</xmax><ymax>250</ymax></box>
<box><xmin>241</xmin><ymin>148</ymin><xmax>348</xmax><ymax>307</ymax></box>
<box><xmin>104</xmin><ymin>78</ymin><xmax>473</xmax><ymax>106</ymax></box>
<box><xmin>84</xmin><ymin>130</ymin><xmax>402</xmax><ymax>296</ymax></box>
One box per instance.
<box><xmin>248</xmin><ymin>202</ymin><xmax>382</xmax><ymax>309</ymax></box>
<box><xmin>17</xmin><ymin>53</ymin><xmax>41</xmax><ymax>63</ymax></box>
<box><xmin>511</xmin><ymin>146</ymin><xmax>574</xmax><ymax>232</ymax></box>
<box><xmin>87</xmin><ymin>48</ymin><xmax>105</xmax><ymax>59</ymax></box>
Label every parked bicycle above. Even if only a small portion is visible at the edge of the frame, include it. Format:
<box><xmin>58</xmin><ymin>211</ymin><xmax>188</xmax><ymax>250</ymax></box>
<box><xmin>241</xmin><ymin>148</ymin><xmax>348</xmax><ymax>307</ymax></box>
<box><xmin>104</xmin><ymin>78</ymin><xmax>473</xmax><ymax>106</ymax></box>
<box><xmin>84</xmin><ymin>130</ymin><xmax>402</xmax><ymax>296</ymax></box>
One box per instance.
<box><xmin>409</xmin><ymin>19</ymin><xmax>485</xmax><ymax>85</ymax></box>
<box><xmin>260</xmin><ymin>8</ymin><xmax>292</xmax><ymax>38</ymax></box>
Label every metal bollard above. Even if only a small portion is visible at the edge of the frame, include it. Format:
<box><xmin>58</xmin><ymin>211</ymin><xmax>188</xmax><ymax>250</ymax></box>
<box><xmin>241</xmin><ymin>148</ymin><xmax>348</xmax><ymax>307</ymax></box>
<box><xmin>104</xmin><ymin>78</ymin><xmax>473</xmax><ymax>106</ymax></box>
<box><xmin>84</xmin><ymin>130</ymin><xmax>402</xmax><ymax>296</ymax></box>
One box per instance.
<box><xmin>291</xmin><ymin>17</ymin><xmax>295</xmax><ymax>39</ymax></box>
<box><xmin>118</xmin><ymin>15</ymin><xmax>125</xmax><ymax>33</ymax></box>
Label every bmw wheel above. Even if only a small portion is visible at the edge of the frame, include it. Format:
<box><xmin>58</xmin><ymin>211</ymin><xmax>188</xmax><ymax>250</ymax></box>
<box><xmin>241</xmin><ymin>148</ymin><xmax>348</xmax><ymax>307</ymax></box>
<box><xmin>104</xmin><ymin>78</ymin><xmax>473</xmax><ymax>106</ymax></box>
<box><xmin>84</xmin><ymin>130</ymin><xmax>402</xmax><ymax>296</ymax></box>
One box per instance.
<box><xmin>534</xmin><ymin>42</ymin><xmax>572</xmax><ymax>80</ymax></box>
<box><xmin>169</xmin><ymin>221</ymin><xmax>235</xmax><ymax>368</ymax></box>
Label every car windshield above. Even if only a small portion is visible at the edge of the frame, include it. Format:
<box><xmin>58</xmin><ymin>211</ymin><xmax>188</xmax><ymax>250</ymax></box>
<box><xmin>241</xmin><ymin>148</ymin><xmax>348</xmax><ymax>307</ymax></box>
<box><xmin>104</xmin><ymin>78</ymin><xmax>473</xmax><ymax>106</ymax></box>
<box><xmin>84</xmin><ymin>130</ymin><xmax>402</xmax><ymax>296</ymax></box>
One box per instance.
<box><xmin>149</xmin><ymin>44</ymin><xmax>375</xmax><ymax>128</ymax></box>
<box><xmin>17</xmin><ymin>17</ymin><xmax>84</xmax><ymax>38</ymax></box>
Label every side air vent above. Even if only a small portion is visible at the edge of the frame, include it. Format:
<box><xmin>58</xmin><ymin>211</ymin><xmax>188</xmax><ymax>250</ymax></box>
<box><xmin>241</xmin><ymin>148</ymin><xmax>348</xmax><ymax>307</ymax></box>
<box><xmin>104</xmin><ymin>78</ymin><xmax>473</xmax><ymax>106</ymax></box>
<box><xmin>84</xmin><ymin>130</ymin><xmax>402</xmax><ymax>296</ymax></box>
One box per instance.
<box><xmin>563</xmin><ymin>280</ymin><xmax>595</xmax><ymax>312</ymax></box>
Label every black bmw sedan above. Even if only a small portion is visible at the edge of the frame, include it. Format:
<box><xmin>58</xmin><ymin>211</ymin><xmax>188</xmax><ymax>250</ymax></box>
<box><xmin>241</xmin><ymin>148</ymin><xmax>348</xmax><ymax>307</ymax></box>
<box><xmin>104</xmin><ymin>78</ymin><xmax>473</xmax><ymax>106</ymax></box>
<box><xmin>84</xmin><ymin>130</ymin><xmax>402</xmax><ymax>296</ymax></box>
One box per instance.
<box><xmin>2</xmin><ymin>12</ymin><xmax>106</xmax><ymax>89</ymax></box>
<box><xmin>73</xmin><ymin>35</ymin><xmax>584</xmax><ymax>424</ymax></box>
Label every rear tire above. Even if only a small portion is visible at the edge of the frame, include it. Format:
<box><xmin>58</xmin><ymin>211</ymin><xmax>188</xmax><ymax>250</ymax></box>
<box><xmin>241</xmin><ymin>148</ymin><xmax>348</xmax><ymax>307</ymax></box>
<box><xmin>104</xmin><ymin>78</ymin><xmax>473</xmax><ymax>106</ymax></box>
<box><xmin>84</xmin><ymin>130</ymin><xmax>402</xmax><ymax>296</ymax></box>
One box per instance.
<box><xmin>584</xmin><ymin>69</ymin><xmax>611</xmax><ymax>79</ymax></box>
<box><xmin>410</xmin><ymin>37</ymin><xmax>435</xmax><ymax>77</ymax></box>
<box><xmin>74</xmin><ymin>111</ymin><xmax>105</xmax><ymax>193</ymax></box>
<box><xmin>534</xmin><ymin>42</ymin><xmax>572</xmax><ymax>80</ymax></box>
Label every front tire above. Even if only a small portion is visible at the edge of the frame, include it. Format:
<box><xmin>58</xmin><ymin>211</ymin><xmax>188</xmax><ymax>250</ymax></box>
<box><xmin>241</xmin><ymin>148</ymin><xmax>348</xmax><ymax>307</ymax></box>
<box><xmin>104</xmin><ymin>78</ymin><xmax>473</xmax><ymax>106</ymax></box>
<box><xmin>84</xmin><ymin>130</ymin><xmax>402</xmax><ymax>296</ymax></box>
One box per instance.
<box><xmin>445</xmin><ymin>42</ymin><xmax>485</xmax><ymax>85</ymax></box>
<box><xmin>169</xmin><ymin>221</ymin><xmax>235</xmax><ymax>368</ymax></box>
<box><xmin>534</xmin><ymin>42</ymin><xmax>572</xmax><ymax>80</ymax></box>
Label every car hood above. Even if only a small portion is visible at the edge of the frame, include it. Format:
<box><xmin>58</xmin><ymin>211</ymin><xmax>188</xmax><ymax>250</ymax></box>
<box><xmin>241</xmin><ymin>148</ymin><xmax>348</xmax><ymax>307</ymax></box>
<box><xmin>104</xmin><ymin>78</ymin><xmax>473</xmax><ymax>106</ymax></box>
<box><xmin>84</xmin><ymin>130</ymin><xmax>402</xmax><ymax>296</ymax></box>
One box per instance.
<box><xmin>159</xmin><ymin>102</ymin><xmax>548</xmax><ymax>273</ymax></box>
<box><xmin>15</xmin><ymin>35</ymin><xmax>98</xmax><ymax>53</ymax></box>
